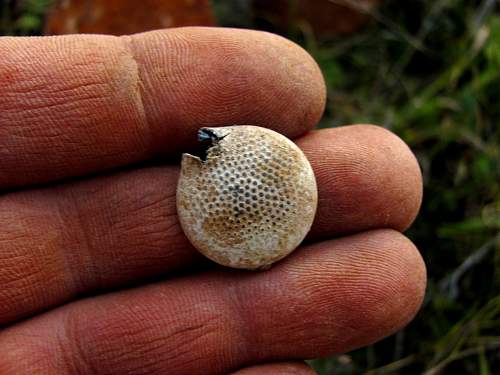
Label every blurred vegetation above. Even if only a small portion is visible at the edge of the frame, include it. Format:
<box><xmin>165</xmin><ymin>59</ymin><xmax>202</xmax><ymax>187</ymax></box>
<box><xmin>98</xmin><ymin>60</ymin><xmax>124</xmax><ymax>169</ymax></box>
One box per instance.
<box><xmin>215</xmin><ymin>1</ymin><xmax>500</xmax><ymax>373</ymax></box>
<box><xmin>1</xmin><ymin>0</ymin><xmax>499</xmax><ymax>374</ymax></box>
<box><xmin>0</xmin><ymin>0</ymin><xmax>51</xmax><ymax>35</ymax></box>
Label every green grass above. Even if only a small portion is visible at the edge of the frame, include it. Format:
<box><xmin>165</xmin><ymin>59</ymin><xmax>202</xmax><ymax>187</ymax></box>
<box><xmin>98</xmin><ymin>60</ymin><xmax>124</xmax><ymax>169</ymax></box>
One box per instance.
<box><xmin>2</xmin><ymin>0</ymin><xmax>500</xmax><ymax>373</ymax></box>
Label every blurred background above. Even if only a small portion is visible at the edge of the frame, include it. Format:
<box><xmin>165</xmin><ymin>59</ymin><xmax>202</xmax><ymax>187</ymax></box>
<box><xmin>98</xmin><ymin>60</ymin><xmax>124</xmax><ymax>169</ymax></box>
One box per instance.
<box><xmin>1</xmin><ymin>0</ymin><xmax>499</xmax><ymax>374</ymax></box>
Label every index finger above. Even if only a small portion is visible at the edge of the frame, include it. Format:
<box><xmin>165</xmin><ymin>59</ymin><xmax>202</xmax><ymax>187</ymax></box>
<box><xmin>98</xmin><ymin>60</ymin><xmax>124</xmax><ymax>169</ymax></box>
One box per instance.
<box><xmin>0</xmin><ymin>27</ymin><xmax>325</xmax><ymax>189</ymax></box>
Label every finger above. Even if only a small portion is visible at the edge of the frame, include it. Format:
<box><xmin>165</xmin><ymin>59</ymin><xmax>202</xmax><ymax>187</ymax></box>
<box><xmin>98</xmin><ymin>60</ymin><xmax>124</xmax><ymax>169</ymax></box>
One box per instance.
<box><xmin>297</xmin><ymin>125</ymin><xmax>422</xmax><ymax>236</ymax></box>
<box><xmin>0</xmin><ymin>230</ymin><xmax>426</xmax><ymax>375</ymax></box>
<box><xmin>230</xmin><ymin>362</ymin><xmax>315</xmax><ymax>375</ymax></box>
<box><xmin>0</xmin><ymin>27</ymin><xmax>325</xmax><ymax>189</ymax></box>
<box><xmin>0</xmin><ymin>125</ymin><xmax>422</xmax><ymax>325</ymax></box>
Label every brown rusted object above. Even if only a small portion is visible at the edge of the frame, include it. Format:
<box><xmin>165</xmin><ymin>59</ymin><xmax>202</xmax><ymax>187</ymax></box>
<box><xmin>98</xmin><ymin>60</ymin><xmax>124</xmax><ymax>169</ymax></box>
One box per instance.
<box><xmin>45</xmin><ymin>0</ymin><xmax>214</xmax><ymax>35</ymax></box>
<box><xmin>177</xmin><ymin>126</ymin><xmax>317</xmax><ymax>270</ymax></box>
<box><xmin>254</xmin><ymin>0</ymin><xmax>381</xmax><ymax>37</ymax></box>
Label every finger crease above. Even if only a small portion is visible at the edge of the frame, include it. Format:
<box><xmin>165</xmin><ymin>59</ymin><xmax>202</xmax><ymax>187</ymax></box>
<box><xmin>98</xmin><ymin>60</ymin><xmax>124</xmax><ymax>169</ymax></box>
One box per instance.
<box><xmin>119</xmin><ymin>36</ymin><xmax>153</xmax><ymax>153</ymax></box>
<box><xmin>60</xmin><ymin>311</ymin><xmax>98</xmax><ymax>375</ymax></box>
<box><xmin>55</xmin><ymin>189</ymin><xmax>100</xmax><ymax>294</ymax></box>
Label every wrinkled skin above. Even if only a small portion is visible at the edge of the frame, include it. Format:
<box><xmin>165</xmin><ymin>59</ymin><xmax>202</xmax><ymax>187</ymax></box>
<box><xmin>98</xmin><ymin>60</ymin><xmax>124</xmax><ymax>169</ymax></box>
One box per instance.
<box><xmin>0</xmin><ymin>27</ymin><xmax>425</xmax><ymax>375</ymax></box>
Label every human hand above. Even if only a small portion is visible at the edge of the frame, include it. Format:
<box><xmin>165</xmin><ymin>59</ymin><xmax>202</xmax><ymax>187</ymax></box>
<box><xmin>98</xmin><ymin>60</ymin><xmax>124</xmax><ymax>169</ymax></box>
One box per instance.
<box><xmin>0</xmin><ymin>28</ymin><xmax>425</xmax><ymax>375</ymax></box>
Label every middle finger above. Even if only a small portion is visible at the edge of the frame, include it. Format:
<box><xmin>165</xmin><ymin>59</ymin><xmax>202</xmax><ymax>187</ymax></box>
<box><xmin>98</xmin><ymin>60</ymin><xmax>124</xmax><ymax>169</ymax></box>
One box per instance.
<box><xmin>0</xmin><ymin>125</ymin><xmax>422</xmax><ymax>325</ymax></box>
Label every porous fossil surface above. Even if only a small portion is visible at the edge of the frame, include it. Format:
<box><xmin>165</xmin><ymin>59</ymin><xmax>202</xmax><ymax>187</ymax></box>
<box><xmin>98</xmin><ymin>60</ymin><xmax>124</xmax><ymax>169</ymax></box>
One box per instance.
<box><xmin>176</xmin><ymin>125</ymin><xmax>317</xmax><ymax>270</ymax></box>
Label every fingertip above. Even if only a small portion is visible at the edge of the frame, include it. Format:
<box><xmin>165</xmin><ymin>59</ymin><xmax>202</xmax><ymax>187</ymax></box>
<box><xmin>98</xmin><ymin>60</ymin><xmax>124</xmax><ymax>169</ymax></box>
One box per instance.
<box><xmin>127</xmin><ymin>27</ymin><xmax>326</xmax><ymax>149</ymax></box>
<box><xmin>354</xmin><ymin>229</ymin><xmax>427</xmax><ymax>340</ymax></box>
<box><xmin>348</xmin><ymin>229</ymin><xmax>426</xmax><ymax>340</ymax></box>
<box><xmin>297</xmin><ymin>124</ymin><xmax>423</xmax><ymax>236</ymax></box>
<box><xmin>257</xmin><ymin>30</ymin><xmax>327</xmax><ymax>137</ymax></box>
<box><xmin>356</xmin><ymin>124</ymin><xmax>423</xmax><ymax>231</ymax></box>
<box><xmin>279</xmin><ymin>229</ymin><xmax>426</xmax><ymax>354</ymax></box>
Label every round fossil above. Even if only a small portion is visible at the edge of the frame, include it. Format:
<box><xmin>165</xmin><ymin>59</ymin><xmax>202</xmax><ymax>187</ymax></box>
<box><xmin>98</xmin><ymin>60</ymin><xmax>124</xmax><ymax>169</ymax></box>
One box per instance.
<box><xmin>176</xmin><ymin>125</ymin><xmax>317</xmax><ymax>270</ymax></box>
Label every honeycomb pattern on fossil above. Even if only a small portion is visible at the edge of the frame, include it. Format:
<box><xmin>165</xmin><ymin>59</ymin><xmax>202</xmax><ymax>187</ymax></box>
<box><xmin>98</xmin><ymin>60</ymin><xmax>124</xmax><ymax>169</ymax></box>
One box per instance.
<box><xmin>177</xmin><ymin>125</ymin><xmax>317</xmax><ymax>270</ymax></box>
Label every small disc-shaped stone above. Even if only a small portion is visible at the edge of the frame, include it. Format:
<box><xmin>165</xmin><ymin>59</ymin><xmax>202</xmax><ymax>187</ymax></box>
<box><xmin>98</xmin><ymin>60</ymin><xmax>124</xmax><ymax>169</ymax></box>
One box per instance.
<box><xmin>176</xmin><ymin>125</ymin><xmax>317</xmax><ymax>270</ymax></box>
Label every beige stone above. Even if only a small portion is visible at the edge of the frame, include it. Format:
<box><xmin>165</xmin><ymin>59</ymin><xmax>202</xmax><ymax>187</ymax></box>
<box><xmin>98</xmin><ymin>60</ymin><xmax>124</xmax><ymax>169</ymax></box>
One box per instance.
<box><xmin>177</xmin><ymin>126</ymin><xmax>317</xmax><ymax>270</ymax></box>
